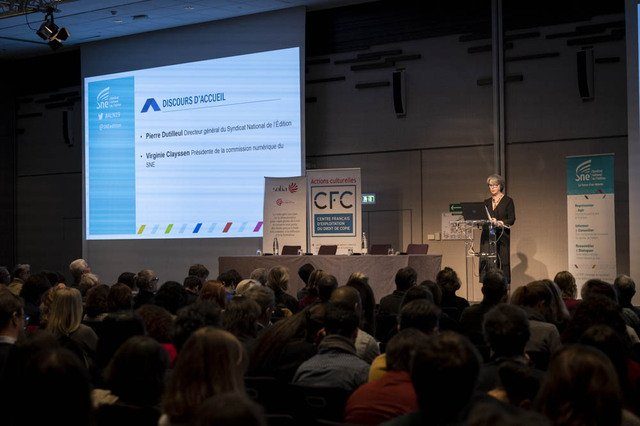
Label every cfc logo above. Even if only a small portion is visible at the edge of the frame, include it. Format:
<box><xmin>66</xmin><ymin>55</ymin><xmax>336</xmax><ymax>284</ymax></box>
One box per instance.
<box><xmin>314</xmin><ymin>191</ymin><xmax>353</xmax><ymax>210</ymax></box>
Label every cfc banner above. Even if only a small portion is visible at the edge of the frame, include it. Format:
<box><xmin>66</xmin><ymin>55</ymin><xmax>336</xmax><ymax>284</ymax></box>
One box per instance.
<box><xmin>566</xmin><ymin>154</ymin><xmax>616</xmax><ymax>289</ymax></box>
<box><xmin>263</xmin><ymin>176</ymin><xmax>307</xmax><ymax>254</ymax></box>
<box><xmin>308</xmin><ymin>168</ymin><xmax>361</xmax><ymax>254</ymax></box>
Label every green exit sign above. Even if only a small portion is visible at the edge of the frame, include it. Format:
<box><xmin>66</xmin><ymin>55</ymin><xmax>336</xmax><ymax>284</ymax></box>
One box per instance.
<box><xmin>362</xmin><ymin>194</ymin><xmax>376</xmax><ymax>204</ymax></box>
<box><xmin>450</xmin><ymin>203</ymin><xmax>462</xmax><ymax>213</ymax></box>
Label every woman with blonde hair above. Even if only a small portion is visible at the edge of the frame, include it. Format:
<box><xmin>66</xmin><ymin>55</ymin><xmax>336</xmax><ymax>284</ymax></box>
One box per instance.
<box><xmin>46</xmin><ymin>287</ymin><xmax>98</xmax><ymax>368</ymax></box>
<box><xmin>161</xmin><ymin>328</ymin><xmax>247</xmax><ymax>425</ymax></box>
<box><xmin>199</xmin><ymin>280</ymin><xmax>228</xmax><ymax>308</ymax></box>
<box><xmin>267</xmin><ymin>266</ymin><xmax>298</xmax><ymax>314</ymax></box>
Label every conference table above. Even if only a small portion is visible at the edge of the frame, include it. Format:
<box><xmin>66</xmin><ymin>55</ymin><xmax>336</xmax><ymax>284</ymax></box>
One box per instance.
<box><xmin>218</xmin><ymin>254</ymin><xmax>442</xmax><ymax>301</ymax></box>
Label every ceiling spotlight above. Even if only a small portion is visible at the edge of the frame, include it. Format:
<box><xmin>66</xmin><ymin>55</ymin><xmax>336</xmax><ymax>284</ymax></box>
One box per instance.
<box><xmin>36</xmin><ymin>9</ymin><xmax>70</xmax><ymax>50</ymax></box>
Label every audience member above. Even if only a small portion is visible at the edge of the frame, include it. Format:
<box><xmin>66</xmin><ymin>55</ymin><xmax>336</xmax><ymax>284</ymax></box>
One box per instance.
<box><xmin>83</xmin><ymin>284</ymin><xmax>110</xmax><ymax>323</ymax></box>
<box><xmin>46</xmin><ymin>287</ymin><xmax>98</xmax><ymax>370</ymax></box>
<box><xmin>161</xmin><ymin>328</ymin><xmax>247</xmax><ymax>425</ymax></box>
<box><xmin>78</xmin><ymin>272</ymin><xmax>100</xmax><ymax>297</ymax></box>
<box><xmin>345</xmin><ymin>329</ymin><xmax>428</xmax><ymax>424</ymax></box>
<box><xmin>95</xmin><ymin>336</ymin><xmax>170</xmax><ymax>426</ymax></box>
<box><xmin>293</xmin><ymin>304</ymin><xmax>369</xmax><ymax>392</ymax></box>
<box><xmin>69</xmin><ymin>258</ymin><xmax>91</xmax><ymax>287</ymax></box>
<box><xmin>223</xmin><ymin>295</ymin><xmax>261</xmax><ymax>354</ymax></box>
<box><xmin>217</xmin><ymin>269</ymin><xmax>243</xmax><ymax>296</ymax></box>
<box><xmin>133</xmin><ymin>269</ymin><xmax>159</xmax><ymax>309</ymax></box>
<box><xmin>0</xmin><ymin>266</ymin><xmax>11</xmax><ymax>286</ymax></box>
<box><xmin>562</xmin><ymin>295</ymin><xmax>634</xmax><ymax>346</ymax></box>
<box><xmin>245</xmin><ymin>285</ymin><xmax>276</xmax><ymax>331</ymax></box>
<box><xmin>249</xmin><ymin>303</ymin><xmax>325</xmax><ymax>382</ymax></box>
<box><xmin>616</xmin><ymin>275</ymin><xmax>640</xmax><ymax>318</ymax></box>
<box><xmin>154</xmin><ymin>281</ymin><xmax>188</xmax><ymax>315</ymax></box>
<box><xmin>267</xmin><ymin>266</ymin><xmax>299</xmax><ymax>316</ymax></box>
<box><xmin>385</xmin><ymin>332</ymin><xmax>481</xmax><ymax>425</ymax></box>
<box><xmin>95</xmin><ymin>311</ymin><xmax>146</xmax><ymax>378</ymax></box>
<box><xmin>136</xmin><ymin>304</ymin><xmax>176</xmax><ymax>365</ymax></box>
<box><xmin>249</xmin><ymin>268</ymin><xmax>268</xmax><ymax>286</ymax></box>
<box><xmin>183</xmin><ymin>275</ymin><xmax>202</xmax><ymax>305</ymax></box>
<box><xmin>117</xmin><ymin>271</ymin><xmax>136</xmax><ymax>290</ymax></box>
<box><xmin>437</xmin><ymin>266</ymin><xmax>469</xmax><ymax>321</ymax></box>
<box><xmin>172</xmin><ymin>301</ymin><xmax>222</xmax><ymax>352</ymax></box>
<box><xmin>554</xmin><ymin>270</ymin><xmax>579</xmax><ymax>314</ymax></box>
<box><xmin>20</xmin><ymin>272</ymin><xmax>51</xmax><ymax>328</ymax></box>
<box><xmin>330</xmin><ymin>286</ymin><xmax>380</xmax><ymax>363</ymax></box>
<box><xmin>400</xmin><ymin>284</ymin><xmax>434</xmax><ymax>307</ymax></box>
<box><xmin>542</xmin><ymin>279</ymin><xmax>570</xmax><ymax>332</ymax></box>
<box><xmin>235</xmin><ymin>278</ymin><xmax>261</xmax><ymax>296</ymax></box>
<box><xmin>346</xmin><ymin>272</ymin><xmax>377</xmax><ymax>335</ymax></box>
<box><xmin>509</xmin><ymin>281</ymin><xmax>562</xmax><ymax>369</ymax></box>
<box><xmin>460</xmin><ymin>268</ymin><xmax>507</xmax><ymax>360</ymax></box>
<box><xmin>298</xmin><ymin>268</ymin><xmax>327</xmax><ymax>308</ymax></box>
<box><xmin>535</xmin><ymin>345</ymin><xmax>640</xmax><ymax>425</ymax></box>
<box><xmin>8</xmin><ymin>263</ymin><xmax>30</xmax><ymax>296</ymax></box>
<box><xmin>477</xmin><ymin>304</ymin><xmax>542</xmax><ymax>393</ymax></box>
<box><xmin>0</xmin><ymin>288</ymin><xmax>23</xmax><ymax>378</ymax></box>
<box><xmin>39</xmin><ymin>283</ymin><xmax>65</xmax><ymax>329</ymax></box>
<box><xmin>379</xmin><ymin>267</ymin><xmax>417</xmax><ymax>316</ymax></box>
<box><xmin>199</xmin><ymin>279</ymin><xmax>227</xmax><ymax>308</ymax></box>
<box><xmin>296</xmin><ymin>263</ymin><xmax>316</xmax><ymax>300</ymax></box>
<box><xmin>107</xmin><ymin>282</ymin><xmax>133</xmax><ymax>312</ymax></box>
<box><xmin>188</xmin><ymin>263</ymin><xmax>210</xmax><ymax>283</ymax></box>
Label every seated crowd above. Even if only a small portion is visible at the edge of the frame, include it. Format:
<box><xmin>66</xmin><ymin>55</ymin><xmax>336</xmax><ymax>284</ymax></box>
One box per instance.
<box><xmin>1</xmin><ymin>260</ymin><xmax>640</xmax><ymax>425</ymax></box>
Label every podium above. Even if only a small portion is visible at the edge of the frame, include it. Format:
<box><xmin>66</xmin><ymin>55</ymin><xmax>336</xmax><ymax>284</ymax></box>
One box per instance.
<box><xmin>453</xmin><ymin>219</ymin><xmax>498</xmax><ymax>300</ymax></box>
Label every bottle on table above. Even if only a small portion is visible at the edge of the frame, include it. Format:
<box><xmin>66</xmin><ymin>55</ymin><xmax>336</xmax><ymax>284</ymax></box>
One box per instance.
<box><xmin>273</xmin><ymin>237</ymin><xmax>279</xmax><ymax>255</ymax></box>
<box><xmin>362</xmin><ymin>232</ymin><xmax>368</xmax><ymax>255</ymax></box>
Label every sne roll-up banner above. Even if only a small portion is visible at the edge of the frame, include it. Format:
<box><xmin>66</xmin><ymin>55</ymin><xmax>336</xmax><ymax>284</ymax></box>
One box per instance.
<box><xmin>566</xmin><ymin>154</ymin><xmax>616</xmax><ymax>287</ymax></box>
<box><xmin>308</xmin><ymin>168</ymin><xmax>362</xmax><ymax>254</ymax></box>
<box><xmin>263</xmin><ymin>176</ymin><xmax>307</xmax><ymax>254</ymax></box>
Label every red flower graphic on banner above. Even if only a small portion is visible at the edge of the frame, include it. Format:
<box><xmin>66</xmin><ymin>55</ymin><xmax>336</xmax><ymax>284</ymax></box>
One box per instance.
<box><xmin>288</xmin><ymin>183</ymin><xmax>299</xmax><ymax>193</ymax></box>
<box><xmin>276</xmin><ymin>198</ymin><xmax>283</xmax><ymax>206</ymax></box>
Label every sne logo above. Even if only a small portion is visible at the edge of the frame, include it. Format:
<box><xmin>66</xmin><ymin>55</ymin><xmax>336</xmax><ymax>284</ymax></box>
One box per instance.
<box><xmin>575</xmin><ymin>160</ymin><xmax>591</xmax><ymax>182</ymax></box>
<box><xmin>141</xmin><ymin>98</ymin><xmax>161</xmax><ymax>113</ymax></box>
<box><xmin>96</xmin><ymin>87</ymin><xmax>110</xmax><ymax>109</ymax></box>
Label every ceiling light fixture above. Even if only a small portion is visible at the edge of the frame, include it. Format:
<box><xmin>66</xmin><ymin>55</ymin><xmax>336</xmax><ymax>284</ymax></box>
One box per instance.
<box><xmin>36</xmin><ymin>7</ymin><xmax>69</xmax><ymax>50</ymax></box>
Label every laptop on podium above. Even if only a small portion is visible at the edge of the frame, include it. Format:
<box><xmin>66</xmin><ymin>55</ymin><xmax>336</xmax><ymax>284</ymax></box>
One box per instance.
<box><xmin>460</xmin><ymin>202</ymin><xmax>488</xmax><ymax>221</ymax></box>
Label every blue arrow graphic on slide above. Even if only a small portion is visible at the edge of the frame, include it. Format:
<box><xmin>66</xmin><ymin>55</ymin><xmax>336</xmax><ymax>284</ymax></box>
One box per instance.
<box><xmin>141</xmin><ymin>98</ymin><xmax>160</xmax><ymax>113</ymax></box>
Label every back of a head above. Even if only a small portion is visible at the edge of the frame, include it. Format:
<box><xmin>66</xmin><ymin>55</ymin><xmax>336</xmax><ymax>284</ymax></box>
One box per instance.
<box><xmin>614</xmin><ymin>275</ymin><xmax>636</xmax><ymax>304</ymax></box>
<box><xmin>329</xmin><ymin>286</ymin><xmax>361</xmax><ymax>312</ymax></box>
<box><xmin>117</xmin><ymin>271</ymin><xmax>136</xmax><ymax>290</ymax></box>
<box><xmin>324</xmin><ymin>304</ymin><xmax>359</xmax><ymax>338</ymax></box>
<box><xmin>223</xmin><ymin>295</ymin><xmax>262</xmax><ymax>338</ymax></box>
<box><xmin>107</xmin><ymin>283</ymin><xmax>133</xmax><ymax>312</ymax></box>
<box><xmin>582</xmin><ymin>279</ymin><xmax>617</xmax><ymax>303</ymax></box>
<box><xmin>0</xmin><ymin>266</ymin><xmax>11</xmax><ymax>285</ymax></box>
<box><xmin>554</xmin><ymin>271</ymin><xmax>577</xmax><ymax>299</ymax></box>
<box><xmin>20</xmin><ymin>272</ymin><xmax>51</xmax><ymax>304</ymax></box>
<box><xmin>395</xmin><ymin>266</ymin><xmax>417</xmax><ymax>291</ymax></box>
<box><xmin>510</xmin><ymin>281</ymin><xmax>552</xmax><ymax>309</ymax></box>
<box><xmin>195</xmin><ymin>393</ymin><xmax>267</xmax><ymax>426</ymax></box>
<box><xmin>411</xmin><ymin>332</ymin><xmax>481</xmax><ymax>422</ymax></box>
<box><xmin>436</xmin><ymin>267</ymin><xmax>461</xmax><ymax>295</ymax></box>
<box><xmin>97</xmin><ymin>311</ymin><xmax>146</xmax><ymax>369</ymax></box>
<box><xmin>249</xmin><ymin>268</ymin><xmax>268</xmax><ymax>286</ymax></box>
<box><xmin>200</xmin><ymin>280</ymin><xmax>227</xmax><ymax>308</ymax></box>
<box><xmin>154</xmin><ymin>281</ymin><xmax>187</xmax><ymax>315</ymax></box>
<box><xmin>481</xmin><ymin>269</ymin><xmax>507</xmax><ymax>304</ymax></box>
<box><xmin>217</xmin><ymin>269</ymin><xmax>242</xmax><ymax>289</ymax></box>
<box><xmin>398</xmin><ymin>299</ymin><xmax>441</xmax><ymax>334</ymax></box>
<box><xmin>235</xmin><ymin>279</ymin><xmax>261</xmax><ymax>296</ymax></box>
<box><xmin>298</xmin><ymin>263</ymin><xmax>315</xmax><ymax>285</ymax></box>
<box><xmin>245</xmin><ymin>286</ymin><xmax>275</xmax><ymax>314</ymax></box>
<box><xmin>579</xmin><ymin>324</ymin><xmax>628</xmax><ymax>374</ymax></box>
<box><xmin>184</xmin><ymin>275</ymin><xmax>203</xmax><ymax>293</ymax></box>
<box><xmin>47</xmin><ymin>287</ymin><xmax>83</xmax><ymax>336</ymax></box>
<box><xmin>21</xmin><ymin>346</ymin><xmax>92</xmax><ymax>425</ymax></box>
<box><xmin>69</xmin><ymin>259</ymin><xmax>89</xmax><ymax>283</ymax></box>
<box><xmin>386</xmin><ymin>328</ymin><xmax>430</xmax><ymax>372</ymax></box>
<box><xmin>400</xmin><ymin>285</ymin><xmax>434</xmax><ymax>308</ymax></box>
<box><xmin>173</xmin><ymin>301</ymin><xmax>222</xmax><ymax>351</ymax></box>
<box><xmin>84</xmin><ymin>284</ymin><xmax>109</xmax><ymax>318</ymax></box>
<box><xmin>188</xmin><ymin>264</ymin><xmax>210</xmax><ymax>282</ymax></box>
<box><xmin>164</xmin><ymin>328</ymin><xmax>246</xmax><ymax>423</ymax></box>
<box><xmin>0</xmin><ymin>287</ymin><xmax>24</xmax><ymax>329</ymax></box>
<box><xmin>483</xmin><ymin>304</ymin><xmax>530</xmax><ymax>358</ymax></box>
<box><xmin>105</xmin><ymin>336</ymin><xmax>169</xmax><ymax>406</ymax></box>
<box><xmin>78</xmin><ymin>273</ymin><xmax>100</xmax><ymax>296</ymax></box>
<box><xmin>136</xmin><ymin>304</ymin><xmax>174</xmax><ymax>343</ymax></box>
<box><xmin>564</xmin><ymin>295</ymin><xmax>628</xmax><ymax>344</ymax></box>
<box><xmin>135</xmin><ymin>269</ymin><xmax>158</xmax><ymax>292</ymax></box>
<box><xmin>536</xmin><ymin>345</ymin><xmax>622</xmax><ymax>426</ymax></box>
<box><xmin>267</xmin><ymin>266</ymin><xmax>289</xmax><ymax>292</ymax></box>
<box><xmin>317</xmin><ymin>274</ymin><xmax>338</xmax><ymax>302</ymax></box>
<box><xmin>13</xmin><ymin>263</ymin><xmax>31</xmax><ymax>282</ymax></box>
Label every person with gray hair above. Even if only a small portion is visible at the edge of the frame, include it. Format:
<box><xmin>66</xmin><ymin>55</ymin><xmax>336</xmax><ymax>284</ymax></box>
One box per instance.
<box><xmin>615</xmin><ymin>275</ymin><xmax>640</xmax><ymax>316</ymax></box>
<box><xmin>0</xmin><ymin>267</ymin><xmax>11</xmax><ymax>286</ymax></box>
<box><xmin>245</xmin><ymin>285</ymin><xmax>276</xmax><ymax>331</ymax></box>
<box><xmin>69</xmin><ymin>258</ymin><xmax>91</xmax><ymax>286</ymax></box>
<box><xmin>249</xmin><ymin>268</ymin><xmax>268</xmax><ymax>286</ymax></box>
<box><xmin>481</xmin><ymin>174</ymin><xmax>516</xmax><ymax>284</ymax></box>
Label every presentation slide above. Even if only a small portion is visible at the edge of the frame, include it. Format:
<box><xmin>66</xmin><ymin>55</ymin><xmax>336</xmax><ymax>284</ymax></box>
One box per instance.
<box><xmin>84</xmin><ymin>47</ymin><xmax>301</xmax><ymax>240</ymax></box>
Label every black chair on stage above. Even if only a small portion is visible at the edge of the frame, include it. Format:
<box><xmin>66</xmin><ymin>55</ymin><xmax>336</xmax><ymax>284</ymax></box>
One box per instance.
<box><xmin>281</xmin><ymin>245</ymin><xmax>301</xmax><ymax>255</ymax></box>
<box><xmin>369</xmin><ymin>244</ymin><xmax>391</xmax><ymax>255</ymax></box>
<box><xmin>318</xmin><ymin>245</ymin><xmax>338</xmax><ymax>255</ymax></box>
<box><xmin>406</xmin><ymin>243</ymin><xmax>429</xmax><ymax>254</ymax></box>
